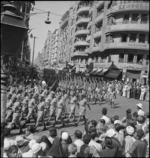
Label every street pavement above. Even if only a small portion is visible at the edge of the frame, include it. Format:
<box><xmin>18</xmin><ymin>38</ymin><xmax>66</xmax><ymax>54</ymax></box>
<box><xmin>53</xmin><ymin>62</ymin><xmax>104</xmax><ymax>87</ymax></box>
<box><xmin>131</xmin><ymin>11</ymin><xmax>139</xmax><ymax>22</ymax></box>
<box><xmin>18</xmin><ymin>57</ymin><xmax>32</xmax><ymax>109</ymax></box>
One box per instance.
<box><xmin>8</xmin><ymin>95</ymin><xmax>149</xmax><ymax>140</ymax></box>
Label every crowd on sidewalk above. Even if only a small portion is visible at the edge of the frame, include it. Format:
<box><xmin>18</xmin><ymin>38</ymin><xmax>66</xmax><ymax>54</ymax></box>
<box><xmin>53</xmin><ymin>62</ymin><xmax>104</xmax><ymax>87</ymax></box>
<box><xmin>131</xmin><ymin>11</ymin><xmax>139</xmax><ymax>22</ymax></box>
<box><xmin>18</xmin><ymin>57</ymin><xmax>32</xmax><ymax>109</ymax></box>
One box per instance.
<box><xmin>4</xmin><ymin>104</ymin><xmax>149</xmax><ymax>158</ymax></box>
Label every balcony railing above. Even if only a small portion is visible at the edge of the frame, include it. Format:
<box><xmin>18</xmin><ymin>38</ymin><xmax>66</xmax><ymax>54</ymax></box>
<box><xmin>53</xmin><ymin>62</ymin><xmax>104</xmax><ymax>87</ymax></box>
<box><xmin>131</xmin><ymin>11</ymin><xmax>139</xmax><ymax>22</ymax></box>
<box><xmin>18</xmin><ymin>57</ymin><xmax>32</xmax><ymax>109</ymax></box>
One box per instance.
<box><xmin>104</xmin><ymin>42</ymin><xmax>149</xmax><ymax>50</ymax></box>
<box><xmin>76</xmin><ymin>27</ymin><xmax>87</xmax><ymax>31</ymax></box>
<box><xmin>78</xmin><ymin>4</ymin><xmax>91</xmax><ymax>9</ymax></box>
<box><xmin>110</xmin><ymin>20</ymin><xmax>149</xmax><ymax>25</ymax></box>
<box><xmin>106</xmin><ymin>21</ymin><xmax>149</xmax><ymax>33</ymax></box>
<box><xmin>76</xmin><ymin>16</ymin><xmax>91</xmax><ymax>25</ymax></box>
<box><xmin>108</xmin><ymin>1</ymin><xmax>149</xmax><ymax>15</ymax></box>
<box><xmin>74</xmin><ymin>40</ymin><xmax>89</xmax><ymax>47</ymax></box>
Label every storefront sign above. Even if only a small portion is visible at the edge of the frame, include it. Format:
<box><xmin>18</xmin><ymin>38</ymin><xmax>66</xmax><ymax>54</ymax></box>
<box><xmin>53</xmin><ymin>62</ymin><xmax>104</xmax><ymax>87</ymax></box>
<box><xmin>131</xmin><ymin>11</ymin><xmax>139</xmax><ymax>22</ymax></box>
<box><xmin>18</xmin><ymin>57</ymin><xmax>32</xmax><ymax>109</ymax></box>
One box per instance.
<box><xmin>119</xmin><ymin>3</ymin><xmax>149</xmax><ymax>10</ymax></box>
<box><xmin>128</xmin><ymin>43</ymin><xmax>148</xmax><ymax>48</ymax></box>
<box><xmin>143</xmin><ymin>74</ymin><xmax>148</xmax><ymax>78</ymax></box>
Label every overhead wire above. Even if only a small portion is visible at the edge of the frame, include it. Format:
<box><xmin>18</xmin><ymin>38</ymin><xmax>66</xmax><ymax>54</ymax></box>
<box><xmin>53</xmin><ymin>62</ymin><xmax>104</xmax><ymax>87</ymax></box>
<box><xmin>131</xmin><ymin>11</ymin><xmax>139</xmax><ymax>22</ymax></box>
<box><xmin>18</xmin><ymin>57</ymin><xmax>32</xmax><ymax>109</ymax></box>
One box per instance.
<box><xmin>33</xmin><ymin>7</ymin><xmax>62</xmax><ymax>17</ymax></box>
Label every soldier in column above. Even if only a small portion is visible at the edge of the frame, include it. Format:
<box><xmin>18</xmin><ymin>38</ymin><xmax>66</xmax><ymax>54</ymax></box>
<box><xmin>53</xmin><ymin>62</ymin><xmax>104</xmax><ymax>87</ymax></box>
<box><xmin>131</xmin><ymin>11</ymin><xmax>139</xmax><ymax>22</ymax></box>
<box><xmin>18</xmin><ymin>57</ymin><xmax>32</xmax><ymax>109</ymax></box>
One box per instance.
<box><xmin>75</xmin><ymin>93</ymin><xmax>91</xmax><ymax>127</ymax></box>
<box><xmin>66</xmin><ymin>90</ymin><xmax>77</xmax><ymax>123</ymax></box>
<box><xmin>55</xmin><ymin>94</ymin><xmax>66</xmax><ymax>127</ymax></box>
<box><xmin>10</xmin><ymin>101</ymin><xmax>23</xmax><ymax>134</ymax></box>
<box><xmin>34</xmin><ymin>96</ymin><xmax>46</xmax><ymax>131</ymax></box>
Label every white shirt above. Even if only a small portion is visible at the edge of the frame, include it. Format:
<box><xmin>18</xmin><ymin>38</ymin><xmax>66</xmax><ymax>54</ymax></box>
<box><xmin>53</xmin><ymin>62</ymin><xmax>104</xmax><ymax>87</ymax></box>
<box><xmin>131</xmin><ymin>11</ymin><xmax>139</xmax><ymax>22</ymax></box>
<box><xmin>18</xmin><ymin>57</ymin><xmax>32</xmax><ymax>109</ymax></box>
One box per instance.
<box><xmin>48</xmin><ymin>137</ymin><xmax>55</xmax><ymax>144</ymax></box>
<box><xmin>137</xmin><ymin>109</ymin><xmax>145</xmax><ymax>116</ymax></box>
<box><xmin>3</xmin><ymin>152</ymin><xmax>8</xmax><ymax>158</ymax></box>
<box><xmin>89</xmin><ymin>139</ymin><xmax>102</xmax><ymax>152</ymax></box>
<box><xmin>42</xmin><ymin>80</ymin><xmax>46</xmax><ymax>86</ymax></box>
<box><xmin>101</xmin><ymin>115</ymin><xmax>110</xmax><ymax>125</ymax></box>
<box><xmin>22</xmin><ymin>150</ymin><xmax>33</xmax><ymax>158</ymax></box>
<box><xmin>74</xmin><ymin>139</ymin><xmax>84</xmax><ymax>152</ymax></box>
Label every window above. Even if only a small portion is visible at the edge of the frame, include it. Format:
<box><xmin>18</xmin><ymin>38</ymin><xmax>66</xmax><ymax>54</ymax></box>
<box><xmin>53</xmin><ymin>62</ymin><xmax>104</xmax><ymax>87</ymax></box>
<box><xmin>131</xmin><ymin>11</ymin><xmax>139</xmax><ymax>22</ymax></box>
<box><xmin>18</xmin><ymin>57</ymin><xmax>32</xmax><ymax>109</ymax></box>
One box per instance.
<box><xmin>119</xmin><ymin>54</ymin><xmax>124</xmax><ymax>62</ymax></box>
<box><xmin>122</xmin><ymin>34</ymin><xmax>128</xmax><ymax>42</ymax></box>
<box><xmin>139</xmin><ymin>34</ymin><xmax>146</xmax><ymax>43</ymax></box>
<box><xmin>131</xmin><ymin>13</ymin><xmax>139</xmax><ymax>23</ymax></box>
<box><xmin>141</xmin><ymin>14</ymin><xmax>148</xmax><ymax>24</ymax></box>
<box><xmin>146</xmin><ymin>55</ymin><xmax>149</xmax><ymax>65</ymax></box>
<box><xmin>130</xmin><ymin>34</ymin><xmax>136</xmax><ymax>43</ymax></box>
<box><xmin>137</xmin><ymin>54</ymin><xmax>143</xmax><ymax>64</ymax></box>
<box><xmin>106</xmin><ymin>35</ymin><xmax>110</xmax><ymax>43</ymax></box>
<box><xmin>128</xmin><ymin>54</ymin><xmax>134</xmax><ymax>63</ymax></box>
<box><xmin>123</xmin><ymin>14</ymin><xmax>129</xmax><ymax>23</ymax></box>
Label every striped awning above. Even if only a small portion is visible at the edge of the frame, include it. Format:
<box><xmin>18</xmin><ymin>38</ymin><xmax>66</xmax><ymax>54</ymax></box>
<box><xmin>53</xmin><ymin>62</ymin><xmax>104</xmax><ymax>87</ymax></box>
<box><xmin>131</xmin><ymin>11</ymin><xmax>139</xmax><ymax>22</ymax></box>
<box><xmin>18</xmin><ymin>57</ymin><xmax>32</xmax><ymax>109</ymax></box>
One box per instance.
<box><xmin>89</xmin><ymin>68</ymin><xmax>97</xmax><ymax>75</ymax></box>
<box><xmin>98</xmin><ymin>69</ymin><xmax>108</xmax><ymax>76</ymax></box>
<box><xmin>92</xmin><ymin>68</ymin><xmax>102</xmax><ymax>75</ymax></box>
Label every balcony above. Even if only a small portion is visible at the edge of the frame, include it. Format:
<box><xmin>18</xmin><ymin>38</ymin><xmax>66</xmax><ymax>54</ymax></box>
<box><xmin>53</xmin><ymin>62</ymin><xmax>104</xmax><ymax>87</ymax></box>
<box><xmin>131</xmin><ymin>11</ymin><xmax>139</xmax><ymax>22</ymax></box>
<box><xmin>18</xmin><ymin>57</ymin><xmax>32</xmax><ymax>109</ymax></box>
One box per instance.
<box><xmin>76</xmin><ymin>17</ymin><xmax>91</xmax><ymax>25</ymax></box>
<box><xmin>108</xmin><ymin>2</ymin><xmax>149</xmax><ymax>15</ymax></box>
<box><xmin>95</xmin><ymin>12</ymin><xmax>104</xmax><ymax>24</ymax></box>
<box><xmin>92</xmin><ymin>45</ymin><xmax>101</xmax><ymax>53</ymax></box>
<box><xmin>104</xmin><ymin>42</ymin><xmax>149</xmax><ymax>51</ymax></box>
<box><xmin>85</xmin><ymin>48</ymin><xmax>90</xmax><ymax>53</ymax></box>
<box><xmin>89</xmin><ymin>7</ymin><xmax>94</xmax><ymax>14</ymax></box>
<box><xmin>74</xmin><ymin>40</ymin><xmax>89</xmax><ymax>47</ymax></box>
<box><xmin>75</xmin><ymin>29</ymin><xmax>90</xmax><ymax>36</ymax></box>
<box><xmin>94</xmin><ymin>30</ymin><xmax>102</xmax><ymax>38</ymax></box>
<box><xmin>87</xmin><ymin>21</ymin><xmax>92</xmax><ymax>28</ymax></box>
<box><xmin>77</xmin><ymin>6</ymin><xmax>90</xmax><ymax>15</ymax></box>
<box><xmin>60</xmin><ymin>18</ymin><xmax>68</xmax><ymax>29</ymax></box>
<box><xmin>106</xmin><ymin>22</ymin><xmax>149</xmax><ymax>33</ymax></box>
<box><xmin>71</xmin><ymin>51</ymin><xmax>88</xmax><ymax>57</ymax></box>
<box><xmin>86</xmin><ymin>35</ymin><xmax>91</xmax><ymax>42</ymax></box>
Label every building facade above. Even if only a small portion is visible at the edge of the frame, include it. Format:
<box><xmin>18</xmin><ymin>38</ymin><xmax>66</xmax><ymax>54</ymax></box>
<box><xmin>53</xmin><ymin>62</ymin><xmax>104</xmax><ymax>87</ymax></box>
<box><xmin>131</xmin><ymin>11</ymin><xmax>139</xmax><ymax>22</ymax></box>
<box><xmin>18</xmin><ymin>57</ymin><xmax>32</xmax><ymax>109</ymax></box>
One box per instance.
<box><xmin>36</xmin><ymin>1</ymin><xmax>149</xmax><ymax>82</ymax></box>
<box><xmin>51</xmin><ymin>29</ymin><xmax>59</xmax><ymax>67</ymax></box>
<box><xmin>57</xmin><ymin>11</ymin><xmax>70</xmax><ymax>66</ymax></box>
<box><xmin>34</xmin><ymin>30</ymin><xmax>53</xmax><ymax>69</ymax></box>
<box><xmin>71</xmin><ymin>0</ymin><xmax>149</xmax><ymax>82</ymax></box>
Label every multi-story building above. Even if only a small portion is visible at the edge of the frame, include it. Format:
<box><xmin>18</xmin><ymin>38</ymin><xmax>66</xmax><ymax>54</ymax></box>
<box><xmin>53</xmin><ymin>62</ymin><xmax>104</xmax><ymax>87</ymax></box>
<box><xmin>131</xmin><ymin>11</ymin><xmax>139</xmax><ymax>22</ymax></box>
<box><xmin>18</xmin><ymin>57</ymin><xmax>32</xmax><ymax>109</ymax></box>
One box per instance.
<box><xmin>37</xmin><ymin>30</ymin><xmax>53</xmax><ymax>68</ymax></box>
<box><xmin>57</xmin><ymin>10</ymin><xmax>70</xmax><ymax>66</ymax></box>
<box><xmin>51</xmin><ymin>29</ymin><xmax>59</xmax><ymax>66</ymax></box>
<box><xmin>34</xmin><ymin>52</ymin><xmax>43</xmax><ymax>68</ymax></box>
<box><xmin>37</xmin><ymin>1</ymin><xmax>149</xmax><ymax>83</ymax></box>
<box><xmin>71</xmin><ymin>1</ymin><xmax>92</xmax><ymax>64</ymax></box>
<box><xmin>71</xmin><ymin>0</ymin><xmax>149</xmax><ymax>83</ymax></box>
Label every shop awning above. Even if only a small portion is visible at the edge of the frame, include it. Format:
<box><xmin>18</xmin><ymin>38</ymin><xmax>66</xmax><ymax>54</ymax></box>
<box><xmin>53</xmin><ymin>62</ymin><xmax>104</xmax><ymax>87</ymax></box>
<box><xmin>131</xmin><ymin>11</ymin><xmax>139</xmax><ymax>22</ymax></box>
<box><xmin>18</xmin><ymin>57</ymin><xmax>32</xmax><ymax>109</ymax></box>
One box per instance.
<box><xmin>105</xmin><ymin>69</ymin><xmax>122</xmax><ymax>79</ymax></box>
<box><xmin>98</xmin><ymin>69</ymin><xmax>108</xmax><ymax>76</ymax></box>
<box><xmin>126</xmin><ymin>71</ymin><xmax>141</xmax><ymax>79</ymax></box>
<box><xmin>92</xmin><ymin>68</ymin><xmax>102</xmax><ymax>75</ymax></box>
<box><xmin>89</xmin><ymin>68</ymin><xmax>97</xmax><ymax>75</ymax></box>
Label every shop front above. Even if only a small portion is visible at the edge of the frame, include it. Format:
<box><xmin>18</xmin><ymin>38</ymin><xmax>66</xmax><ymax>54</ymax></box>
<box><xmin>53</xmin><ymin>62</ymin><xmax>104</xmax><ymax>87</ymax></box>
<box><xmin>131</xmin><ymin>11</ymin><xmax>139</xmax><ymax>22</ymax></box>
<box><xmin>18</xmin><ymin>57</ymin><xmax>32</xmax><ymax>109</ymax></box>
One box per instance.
<box><xmin>126</xmin><ymin>70</ymin><xmax>141</xmax><ymax>82</ymax></box>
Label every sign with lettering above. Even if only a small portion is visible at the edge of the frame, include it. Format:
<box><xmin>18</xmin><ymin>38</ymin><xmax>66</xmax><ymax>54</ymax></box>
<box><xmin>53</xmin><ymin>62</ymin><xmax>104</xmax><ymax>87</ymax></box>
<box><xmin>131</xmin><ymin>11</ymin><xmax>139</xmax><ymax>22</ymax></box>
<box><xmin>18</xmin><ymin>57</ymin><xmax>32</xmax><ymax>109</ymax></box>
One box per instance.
<box><xmin>128</xmin><ymin>43</ymin><xmax>148</xmax><ymax>48</ymax></box>
<box><xmin>119</xmin><ymin>3</ymin><xmax>149</xmax><ymax>10</ymax></box>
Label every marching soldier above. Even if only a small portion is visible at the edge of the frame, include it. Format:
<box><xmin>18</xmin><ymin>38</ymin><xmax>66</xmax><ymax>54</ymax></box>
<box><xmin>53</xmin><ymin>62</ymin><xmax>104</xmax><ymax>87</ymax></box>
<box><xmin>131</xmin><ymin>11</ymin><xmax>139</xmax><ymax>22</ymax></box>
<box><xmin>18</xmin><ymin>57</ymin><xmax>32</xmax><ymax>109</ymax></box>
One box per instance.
<box><xmin>10</xmin><ymin>101</ymin><xmax>23</xmax><ymax>134</ymax></box>
<box><xmin>75</xmin><ymin>94</ymin><xmax>91</xmax><ymax>127</ymax></box>
<box><xmin>66</xmin><ymin>90</ymin><xmax>77</xmax><ymax>123</ymax></box>
<box><xmin>34</xmin><ymin>96</ymin><xmax>46</xmax><ymax>131</ymax></box>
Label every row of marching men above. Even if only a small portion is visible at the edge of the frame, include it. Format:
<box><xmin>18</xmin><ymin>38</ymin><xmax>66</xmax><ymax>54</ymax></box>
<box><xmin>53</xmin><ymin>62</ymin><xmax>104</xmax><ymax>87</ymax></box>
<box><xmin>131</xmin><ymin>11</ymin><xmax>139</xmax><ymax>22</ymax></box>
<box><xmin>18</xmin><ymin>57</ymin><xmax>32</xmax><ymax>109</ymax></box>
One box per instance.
<box><xmin>5</xmin><ymin>78</ymin><xmax>116</xmax><ymax>134</ymax></box>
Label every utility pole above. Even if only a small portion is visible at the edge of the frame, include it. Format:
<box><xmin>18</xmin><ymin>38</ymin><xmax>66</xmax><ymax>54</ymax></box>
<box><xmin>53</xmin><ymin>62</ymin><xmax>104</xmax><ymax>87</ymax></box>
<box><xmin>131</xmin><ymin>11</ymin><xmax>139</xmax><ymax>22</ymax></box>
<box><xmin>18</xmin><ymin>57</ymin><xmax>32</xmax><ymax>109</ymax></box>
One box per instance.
<box><xmin>32</xmin><ymin>36</ymin><xmax>36</xmax><ymax>66</ymax></box>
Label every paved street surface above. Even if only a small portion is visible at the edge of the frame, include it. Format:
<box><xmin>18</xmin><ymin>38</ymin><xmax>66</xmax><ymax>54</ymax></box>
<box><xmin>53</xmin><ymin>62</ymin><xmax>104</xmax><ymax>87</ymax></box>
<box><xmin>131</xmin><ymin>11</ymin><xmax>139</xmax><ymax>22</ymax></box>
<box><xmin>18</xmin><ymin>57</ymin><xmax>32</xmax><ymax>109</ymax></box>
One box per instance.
<box><xmin>8</xmin><ymin>95</ymin><xmax>149</xmax><ymax>140</ymax></box>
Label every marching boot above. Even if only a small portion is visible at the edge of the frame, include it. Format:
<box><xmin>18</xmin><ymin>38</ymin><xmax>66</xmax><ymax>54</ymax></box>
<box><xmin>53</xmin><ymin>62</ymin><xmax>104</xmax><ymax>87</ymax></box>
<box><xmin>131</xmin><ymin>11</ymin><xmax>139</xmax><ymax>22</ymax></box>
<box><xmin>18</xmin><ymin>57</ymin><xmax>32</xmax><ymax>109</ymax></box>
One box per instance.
<box><xmin>61</xmin><ymin>121</ymin><xmax>65</xmax><ymax>127</ymax></box>
<box><xmin>42</xmin><ymin>123</ymin><xmax>47</xmax><ymax>131</ymax></box>
<box><xmin>18</xmin><ymin>126</ymin><xmax>23</xmax><ymax>134</ymax></box>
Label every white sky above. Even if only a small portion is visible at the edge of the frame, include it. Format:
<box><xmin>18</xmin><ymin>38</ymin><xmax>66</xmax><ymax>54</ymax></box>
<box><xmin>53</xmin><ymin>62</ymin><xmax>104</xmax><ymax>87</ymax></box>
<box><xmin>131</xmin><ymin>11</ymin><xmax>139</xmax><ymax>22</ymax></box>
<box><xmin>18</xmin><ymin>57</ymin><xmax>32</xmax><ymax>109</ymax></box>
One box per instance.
<box><xmin>29</xmin><ymin>1</ymin><xmax>75</xmax><ymax>60</ymax></box>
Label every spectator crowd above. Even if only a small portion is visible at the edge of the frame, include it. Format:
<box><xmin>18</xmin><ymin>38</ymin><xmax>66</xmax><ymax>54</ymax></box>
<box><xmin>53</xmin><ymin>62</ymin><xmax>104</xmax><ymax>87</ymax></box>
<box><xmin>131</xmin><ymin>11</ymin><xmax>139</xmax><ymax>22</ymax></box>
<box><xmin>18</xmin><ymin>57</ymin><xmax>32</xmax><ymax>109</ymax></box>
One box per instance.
<box><xmin>4</xmin><ymin>103</ymin><xmax>149</xmax><ymax>158</ymax></box>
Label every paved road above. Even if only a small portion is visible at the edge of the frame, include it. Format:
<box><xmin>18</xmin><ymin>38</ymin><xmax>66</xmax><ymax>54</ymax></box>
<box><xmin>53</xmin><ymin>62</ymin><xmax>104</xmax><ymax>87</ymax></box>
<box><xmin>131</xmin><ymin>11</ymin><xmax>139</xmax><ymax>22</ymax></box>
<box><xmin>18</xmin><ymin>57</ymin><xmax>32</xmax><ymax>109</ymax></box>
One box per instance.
<box><xmin>8</xmin><ymin>95</ymin><xmax>149</xmax><ymax>140</ymax></box>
